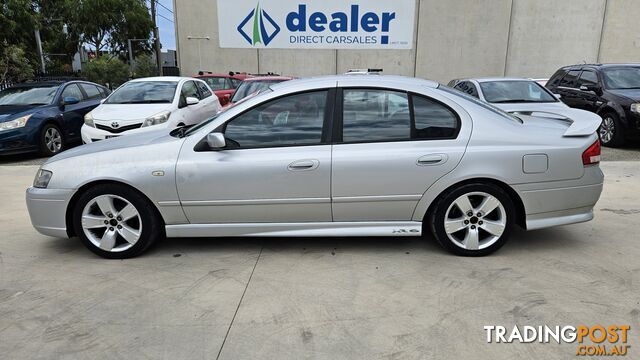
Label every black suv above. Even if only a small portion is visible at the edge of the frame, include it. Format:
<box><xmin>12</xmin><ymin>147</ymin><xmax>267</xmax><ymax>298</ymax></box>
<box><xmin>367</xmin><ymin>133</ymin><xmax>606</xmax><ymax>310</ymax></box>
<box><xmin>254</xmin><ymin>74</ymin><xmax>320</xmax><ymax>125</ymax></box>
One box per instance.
<box><xmin>546</xmin><ymin>64</ymin><xmax>640</xmax><ymax>147</ymax></box>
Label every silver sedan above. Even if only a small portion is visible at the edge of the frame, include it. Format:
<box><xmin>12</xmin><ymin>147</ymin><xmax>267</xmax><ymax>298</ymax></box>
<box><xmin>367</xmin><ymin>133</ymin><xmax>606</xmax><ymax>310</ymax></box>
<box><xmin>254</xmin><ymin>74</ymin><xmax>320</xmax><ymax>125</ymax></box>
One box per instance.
<box><xmin>26</xmin><ymin>75</ymin><xmax>604</xmax><ymax>258</ymax></box>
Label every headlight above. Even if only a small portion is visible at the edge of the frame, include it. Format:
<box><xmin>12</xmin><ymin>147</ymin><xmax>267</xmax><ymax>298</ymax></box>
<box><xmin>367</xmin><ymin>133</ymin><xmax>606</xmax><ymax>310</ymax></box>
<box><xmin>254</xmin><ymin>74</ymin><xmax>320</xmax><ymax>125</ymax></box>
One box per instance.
<box><xmin>631</xmin><ymin>103</ymin><xmax>640</xmax><ymax>114</ymax></box>
<box><xmin>33</xmin><ymin>169</ymin><xmax>53</xmax><ymax>188</ymax></box>
<box><xmin>0</xmin><ymin>114</ymin><xmax>32</xmax><ymax>131</ymax></box>
<box><xmin>84</xmin><ymin>112</ymin><xmax>95</xmax><ymax>127</ymax></box>
<box><xmin>142</xmin><ymin>111</ymin><xmax>171</xmax><ymax>127</ymax></box>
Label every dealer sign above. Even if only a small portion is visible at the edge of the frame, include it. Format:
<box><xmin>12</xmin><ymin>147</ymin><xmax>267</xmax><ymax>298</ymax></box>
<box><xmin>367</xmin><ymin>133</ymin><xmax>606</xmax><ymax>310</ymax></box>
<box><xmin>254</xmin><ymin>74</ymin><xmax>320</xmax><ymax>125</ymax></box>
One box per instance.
<box><xmin>217</xmin><ymin>0</ymin><xmax>416</xmax><ymax>49</ymax></box>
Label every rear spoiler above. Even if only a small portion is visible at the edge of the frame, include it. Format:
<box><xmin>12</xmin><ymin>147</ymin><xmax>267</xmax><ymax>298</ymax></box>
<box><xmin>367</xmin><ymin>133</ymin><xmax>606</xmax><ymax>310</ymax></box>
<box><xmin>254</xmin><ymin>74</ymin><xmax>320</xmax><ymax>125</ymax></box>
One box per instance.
<box><xmin>507</xmin><ymin>109</ymin><xmax>602</xmax><ymax>137</ymax></box>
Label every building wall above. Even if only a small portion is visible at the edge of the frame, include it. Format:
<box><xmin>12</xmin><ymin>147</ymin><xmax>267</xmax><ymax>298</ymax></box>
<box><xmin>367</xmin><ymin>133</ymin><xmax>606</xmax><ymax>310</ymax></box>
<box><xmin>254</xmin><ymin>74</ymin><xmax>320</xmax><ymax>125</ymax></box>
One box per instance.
<box><xmin>174</xmin><ymin>0</ymin><xmax>638</xmax><ymax>83</ymax></box>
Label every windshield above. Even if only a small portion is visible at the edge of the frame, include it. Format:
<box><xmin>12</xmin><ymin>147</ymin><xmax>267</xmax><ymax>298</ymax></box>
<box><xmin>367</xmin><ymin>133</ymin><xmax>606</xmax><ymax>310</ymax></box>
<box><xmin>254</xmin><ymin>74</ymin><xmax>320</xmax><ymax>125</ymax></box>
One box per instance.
<box><xmin>480</xmin><ymin>81</ymin><xmax>557</xmax><ymax>103</ymax></box>
<box><xmin>0</xmin><ymin>85</ymin><xmax>59</xmax><ymax>106</ymax></box>
<box><xmin>439</xmin><ymin>85</ymin><xmax>522</xmax><ymax>123</ymax></box>
<box><xmin>202</xmin><ymin>77</ymin><xmax>227</xmax><ymax>91</ymax></box>
<box><xmin>231</xmin><ymin>80</ymin><xmax>283</xmax><ymax>103</ymax></box>
<box><xmin>602</xmin><ymin>68</ymin><xmax>640</xmax><ymax>89</ymax></box>
<box><xmin>106</xmin><ymin>81</ymin><xmax>177</xmax><ymax>104</ymax></box>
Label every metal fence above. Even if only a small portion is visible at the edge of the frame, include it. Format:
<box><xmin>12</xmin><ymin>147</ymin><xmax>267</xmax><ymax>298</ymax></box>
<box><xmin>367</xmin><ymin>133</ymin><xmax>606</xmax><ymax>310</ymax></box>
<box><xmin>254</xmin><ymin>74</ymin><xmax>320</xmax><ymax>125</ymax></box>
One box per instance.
<box><xmin>0</xmin><ymin>80</ymin><xmax>15</xmax><ymax>91</ymax></box>
<box><xmin>0</xmin><ymin>71</ymin><xmax>84</xmax><ymax>91</ymax></box>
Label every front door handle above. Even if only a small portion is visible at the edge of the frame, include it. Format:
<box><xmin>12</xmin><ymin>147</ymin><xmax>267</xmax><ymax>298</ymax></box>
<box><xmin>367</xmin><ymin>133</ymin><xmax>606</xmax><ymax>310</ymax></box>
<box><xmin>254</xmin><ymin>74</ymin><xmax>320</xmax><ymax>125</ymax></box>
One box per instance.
<box><xmin>288</xmin><ymin>159</ymin><xmax>320</xmax><ymax>171</ymax></box>
<box><xmin>417</xmin><ymin>154</ymin><xmax>448</xmax><ymax>166</ymax></box>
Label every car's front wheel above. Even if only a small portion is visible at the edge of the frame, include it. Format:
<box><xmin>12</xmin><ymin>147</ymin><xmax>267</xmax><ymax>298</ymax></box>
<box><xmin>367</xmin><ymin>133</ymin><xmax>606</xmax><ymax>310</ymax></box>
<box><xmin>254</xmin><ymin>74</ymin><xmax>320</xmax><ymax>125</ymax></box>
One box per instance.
<box><xmin>599</xmin><ymin>112</ymin><xmax>625</xmax><ymax>147</ymax></box>
<box><xmin>39</xmin><ymin>123</ymin><xmax>64</xmax><ymax>156</ymax></box>
<box><xmin>72</xmin><ymin>184</ymin><xmax>165</xmax><ymax>259</ymax></box>
<box><xmin>429</xmin><ymin>183</ymin><xmax>515</xmax><ymax>256</ymax></box>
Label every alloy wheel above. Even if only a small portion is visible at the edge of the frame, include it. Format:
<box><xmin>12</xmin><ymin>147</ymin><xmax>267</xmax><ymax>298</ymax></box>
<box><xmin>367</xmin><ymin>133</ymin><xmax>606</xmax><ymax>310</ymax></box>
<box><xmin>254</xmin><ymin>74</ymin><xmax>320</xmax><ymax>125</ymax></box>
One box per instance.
<box><xmin>81</xmin><ymin>194</ymin><xmax>142</xmax><ymax>252</ymax></box>
<box><xmin>45</xmin><ymin>127</ymin><xmax>63</xmax><ymax>153</ymax></box>
<box><xmin>599</xmin><ymin>116</ymin><xmax>615</xmax><ymax>144</ymax></box>
<box><xmin>444</xmin><ymin>191</ymin><xmax>506</xmax><ymax>251</ymax></box>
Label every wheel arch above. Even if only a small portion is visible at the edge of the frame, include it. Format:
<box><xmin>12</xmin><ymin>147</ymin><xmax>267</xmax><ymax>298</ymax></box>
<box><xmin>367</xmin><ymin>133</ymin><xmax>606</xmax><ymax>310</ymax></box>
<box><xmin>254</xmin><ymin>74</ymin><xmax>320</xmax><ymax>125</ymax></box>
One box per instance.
<box><xmin>65</xmin><ymin>179</ymin><xmax>165</xmax><ymax>238</ymax></box>
<box><xmin>421</xmin><ymin>177</ymin><xmax>527</xmax><ymax>230</ymax></box>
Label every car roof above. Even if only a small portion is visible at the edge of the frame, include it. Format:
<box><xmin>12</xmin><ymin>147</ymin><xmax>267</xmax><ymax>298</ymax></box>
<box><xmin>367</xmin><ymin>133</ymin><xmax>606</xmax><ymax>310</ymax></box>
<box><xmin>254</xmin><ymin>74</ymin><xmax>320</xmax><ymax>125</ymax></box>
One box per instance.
<box><xmin>562</xmin><ymin>63</ymin><xmax>640</xmax><ymax>70</ymax></box>
<box><xmin>269</xmin><ymin>75</ymin><xmax>439</xmax><ymax>92</ymax></box>
<box><xmin>129</xmin><ymin>76</ymin><xmax>186</xmax><ymax>82</ymax></box>
<box><xmin>243</xmin><ymin>76</ymin><xmax>294</xmax><ymax>82</ymax></box>
<box><xmin>457</xmin><ymin>77</ymin><xmax>536</xmax><ymax>83</ymax></box>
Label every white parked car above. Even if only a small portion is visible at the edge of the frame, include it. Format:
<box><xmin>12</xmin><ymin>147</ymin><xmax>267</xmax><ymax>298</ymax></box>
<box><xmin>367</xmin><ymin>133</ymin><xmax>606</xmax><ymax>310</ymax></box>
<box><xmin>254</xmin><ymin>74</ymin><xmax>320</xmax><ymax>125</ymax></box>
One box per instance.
<box><xmin>447</xmin><ymin>78</ymin><xmax>569</xmax><ymax>113</ymax></box>
<box><xmin>81</xmin><ymin>77</ymin><xmax>220</xmax><ymax>143</ymax></box>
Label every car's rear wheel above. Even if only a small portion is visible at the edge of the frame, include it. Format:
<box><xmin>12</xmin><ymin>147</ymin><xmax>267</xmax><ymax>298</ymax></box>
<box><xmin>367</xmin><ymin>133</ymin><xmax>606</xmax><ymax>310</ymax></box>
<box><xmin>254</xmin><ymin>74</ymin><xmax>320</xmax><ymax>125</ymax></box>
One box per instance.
<box><xmin>429</xmin><ymin>183</ymin><xmax>515</xmax><ymax>256</ymax></box>
<box><xmin>598</xmin><ymin>112</ymin><xmax>625</xmax><ymax>147</ymax></box>
<box><xmin>39</xmin><ymin>123</ymin><xmax>64</xmax><ymax>156</ymax></box>
<box><xmin>72</xmin><ymin>184</ymin><xmax>164</xmax><ymax>259</ymax></box>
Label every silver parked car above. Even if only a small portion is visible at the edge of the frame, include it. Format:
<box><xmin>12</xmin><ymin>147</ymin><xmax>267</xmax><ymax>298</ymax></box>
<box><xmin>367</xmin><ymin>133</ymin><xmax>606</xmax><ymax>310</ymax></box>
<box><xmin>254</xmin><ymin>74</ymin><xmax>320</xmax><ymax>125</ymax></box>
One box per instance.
<box><xmin>26</xmin><ymin>75</ymin><xmax>604</xmax><ymax>258</ymax></box>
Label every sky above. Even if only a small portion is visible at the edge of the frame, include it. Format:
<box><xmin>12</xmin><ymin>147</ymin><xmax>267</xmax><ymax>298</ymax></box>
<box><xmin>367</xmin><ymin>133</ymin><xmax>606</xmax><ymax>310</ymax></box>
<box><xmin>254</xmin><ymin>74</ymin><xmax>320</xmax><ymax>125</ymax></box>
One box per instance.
<box><xmin>154</xmin><ymin>0</ymin><xmax>176</xmax><ymax>51</ymax></box>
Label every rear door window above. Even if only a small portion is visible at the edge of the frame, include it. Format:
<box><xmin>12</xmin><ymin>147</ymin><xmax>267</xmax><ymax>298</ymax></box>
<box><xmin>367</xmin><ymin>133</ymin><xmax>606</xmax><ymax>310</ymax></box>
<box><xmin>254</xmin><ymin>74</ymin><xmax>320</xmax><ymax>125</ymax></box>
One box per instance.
<box><xmin>548</xmin><ymin>69</ymin><xmax>568</xmax><ymax>87</ymax></box>
<box><xmin>80</xmin><ymin>83</ymin><xmax>102</xmax><ymax>100</ymax></box>
<box><xmin>342</xmin><ymin>89</ymin><xmax>411</xmax><ymax>142</ymax></box>
<box><xmin>578</xmin><ymin>71</ymin><xmax>598</xmax><ymax>87</ymax></box>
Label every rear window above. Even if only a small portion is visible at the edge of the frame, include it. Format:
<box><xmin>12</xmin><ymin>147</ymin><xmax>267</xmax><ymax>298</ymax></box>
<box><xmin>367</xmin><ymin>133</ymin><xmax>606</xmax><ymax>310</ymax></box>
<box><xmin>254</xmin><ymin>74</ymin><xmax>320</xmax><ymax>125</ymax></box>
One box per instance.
<box><xmin>548</xmin><ymin>69</ymin><xmax>568</xmax><ymax>87</ymax></box>
<box><xmin>439</xmin><ymin>85</ymin><xmax>521</xmax><ymax>123</ymax></box>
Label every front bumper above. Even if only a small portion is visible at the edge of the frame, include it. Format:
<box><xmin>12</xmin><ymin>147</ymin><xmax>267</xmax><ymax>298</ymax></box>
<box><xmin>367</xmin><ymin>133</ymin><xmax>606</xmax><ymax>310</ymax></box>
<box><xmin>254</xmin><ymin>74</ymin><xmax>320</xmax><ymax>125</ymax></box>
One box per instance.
<box><xmin>26</xmin><ymin>187</ymin><xmax>75</xmax><ymax>238</ymax></box>
<box><xmin>0</xmin><ymin>128</ymin><xmax>38</xmax><ymax>154</ymax></box>
<box><xmin>81</xmin><ymin>123</ymin><xmax>170</xmax><ymax>144</ymax></box>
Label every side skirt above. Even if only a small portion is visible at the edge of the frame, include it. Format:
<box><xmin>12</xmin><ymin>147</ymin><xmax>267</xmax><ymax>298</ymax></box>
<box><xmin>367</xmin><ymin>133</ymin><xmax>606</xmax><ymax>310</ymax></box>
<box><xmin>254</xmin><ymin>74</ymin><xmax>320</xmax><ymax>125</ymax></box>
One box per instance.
<box><xmin>165</xmin><ymin>221</ymin><xmax>423</xmax><ymax>238</ymax></box>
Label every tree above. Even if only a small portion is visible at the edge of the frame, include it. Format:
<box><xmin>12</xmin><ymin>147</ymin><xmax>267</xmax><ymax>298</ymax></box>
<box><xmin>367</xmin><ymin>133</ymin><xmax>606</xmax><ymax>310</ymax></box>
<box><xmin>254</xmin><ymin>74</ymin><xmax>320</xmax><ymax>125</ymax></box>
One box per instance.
<box><xmin>83</xmin><ymin>56</ymin><xmax>129</xmax><ymax>88</ymax></box>
<box><xmin>75</xmin><ymin>0</ymin><xmax>154</xmax><ymax>58</ymax></box>
<box><xmin>0</xmin><ymin>43</ymin><xmax>35</xmax><ymax>83</ymax></box>
<box><xmin>133</xmin><ymin>53</ymin><xmax>158</xmax><ymax>78</ymax></box>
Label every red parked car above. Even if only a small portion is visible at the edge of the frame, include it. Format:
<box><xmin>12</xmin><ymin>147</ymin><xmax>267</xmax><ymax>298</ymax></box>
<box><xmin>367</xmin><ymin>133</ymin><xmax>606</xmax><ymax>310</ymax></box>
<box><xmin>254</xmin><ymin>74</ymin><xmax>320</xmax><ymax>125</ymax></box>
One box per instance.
<box><xmin>194</xmin><ymin>72</ymin><xmax>251</xmax><ymax>106</ymax></box>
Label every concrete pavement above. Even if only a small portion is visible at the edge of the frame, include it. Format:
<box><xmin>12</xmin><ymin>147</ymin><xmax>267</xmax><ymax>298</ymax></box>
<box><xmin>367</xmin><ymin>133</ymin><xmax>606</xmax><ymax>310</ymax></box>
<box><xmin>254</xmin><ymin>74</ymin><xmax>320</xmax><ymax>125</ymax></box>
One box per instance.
<box><xmin>0</xmin><ymin>163</ymin><xmax>638</xmax><ymax>359</ymax></box>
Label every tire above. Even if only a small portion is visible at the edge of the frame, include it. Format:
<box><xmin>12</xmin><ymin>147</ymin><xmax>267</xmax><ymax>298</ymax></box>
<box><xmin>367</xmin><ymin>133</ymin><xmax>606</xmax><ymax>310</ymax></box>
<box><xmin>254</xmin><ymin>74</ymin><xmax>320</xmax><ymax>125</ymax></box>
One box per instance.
<box><xmin>428</xmin><ymin>183</ymin><xmax>515</xmax><ymax>256</ymax></box>
<box><xmin>598</xmin><ymin>112</ymin><xmax>625</xmax><ymax>148</ymax></box>
<box><xmin>72</xmin><ymin>183</ymin><xmax>165</xmax><ymax>259</ymax></box>
<box><xmin>39</xmin><ymin>123</ymin><xmax>65</xmax><ymax>156</ymax></box>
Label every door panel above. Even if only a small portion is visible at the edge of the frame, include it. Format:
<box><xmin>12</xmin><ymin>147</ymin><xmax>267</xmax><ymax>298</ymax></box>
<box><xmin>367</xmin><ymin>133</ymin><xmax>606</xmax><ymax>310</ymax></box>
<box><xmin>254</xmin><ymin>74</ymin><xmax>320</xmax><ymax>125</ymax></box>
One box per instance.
<box><xmin>176</xmin><ymin>89</ymin><xmax>332</xmax><ymax>224</ymax></box>
<box><xmin>332</xmin><ymin>89</ymin><xmax>466</xmax><ymax>221</ymax></box>
<box><xmin>176</xmin><ymin>146</ymin><xmax>332</xmax><ymax>223</ymax></box>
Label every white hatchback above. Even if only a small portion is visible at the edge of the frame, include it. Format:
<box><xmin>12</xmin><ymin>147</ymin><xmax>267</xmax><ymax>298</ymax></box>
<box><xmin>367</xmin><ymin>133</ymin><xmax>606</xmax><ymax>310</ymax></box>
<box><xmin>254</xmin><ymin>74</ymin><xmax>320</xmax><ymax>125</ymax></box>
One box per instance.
<box><xmin>81</xmin><ymin>77</ymin><xmax>220</xmax><ymax>143</ymax></box>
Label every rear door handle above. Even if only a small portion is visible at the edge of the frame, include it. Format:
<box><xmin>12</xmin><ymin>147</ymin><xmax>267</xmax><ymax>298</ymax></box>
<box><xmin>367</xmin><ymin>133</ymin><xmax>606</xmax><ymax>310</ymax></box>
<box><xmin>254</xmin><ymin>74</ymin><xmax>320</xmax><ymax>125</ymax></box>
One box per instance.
<box><xmin>417</xmin><ymin>154</ymin><xmax>448</xmax><ymax>166</ymax></box>
<box><xmin>288</xmin><ymin>159</ymin><xmax>320</xmax><ymax>171</ymax></box>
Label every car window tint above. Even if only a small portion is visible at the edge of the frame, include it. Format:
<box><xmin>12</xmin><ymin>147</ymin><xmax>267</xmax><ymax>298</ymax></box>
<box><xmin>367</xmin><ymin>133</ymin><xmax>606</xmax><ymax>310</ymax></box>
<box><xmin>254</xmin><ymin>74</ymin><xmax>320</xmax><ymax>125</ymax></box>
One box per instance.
<box><xmin>196</xmin><ymin>81</ymin><xmax>212</xmax><ymax>99</ymax></box>
<box><xmin>181</xmin><ymin>81</ymin><xmax>200</xmax><ymax>100</ymax></box>
<box><xmin>98</xmin><ymin>87</ymin><xmax>110</xmax><ymax>98</ymax></box>
<box><xmin>230</xmin><ymin>78</ymin><xmax>242</xmax><ymax>88</ymax></box>
<box><xmin>560</xmin><ymin>70</ymin><xmax>580</xmax><ymax>88</ymax></box>
<box><xmin>80</xmin><ymin>83</ymin><xmax>102</xmax><ymax>100</ymax></box>
<box><xmin>203</xmin><ymin>77</ymin><xmax>227</xmax><ymax>91</ymax></box>
<box><xmin>548</xmin><ymin>70</ymin><xmax>567</xmax><ymax>87</ymax></box>
<box><xmin>342</xmin><ymin>89</ymin><xmax>410</xmax><ymax>142</ymax></box>
<box><xmin>224</xmin><ymin>91</ymin><xmax>327</xmax><ymax>148</ymax></box>
<box><xmin>579</xmin><ymin>71</ymin><xmax>598</xmax><ymax>86</ymax></box>
<box><xmin>61</xmin><ymin>84</ymin><xmax>84</xmax><ymax>101</ymax></box>
<box><xmin>453</xmin><ymin>81</ymin><xmax>479</xmax><ymax>98</ymax></box>
<box><xmin>412</xmin><ymin>95</ymin><xmax>459</xmax><ymax>139</ymax></box>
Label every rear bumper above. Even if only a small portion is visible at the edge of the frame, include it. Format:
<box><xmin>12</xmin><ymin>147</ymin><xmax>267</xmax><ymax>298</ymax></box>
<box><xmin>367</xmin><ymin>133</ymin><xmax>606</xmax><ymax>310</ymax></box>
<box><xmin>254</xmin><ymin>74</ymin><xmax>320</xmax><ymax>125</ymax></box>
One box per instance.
<box><xmin>26</xmin><ymin>187</ymin><xmax>74</xmax><ymax>238</ymax></box>
<box><xmin>514</xmin><ymin>166</ymin><xmax>604</xmax><ymax>230</ymax></box>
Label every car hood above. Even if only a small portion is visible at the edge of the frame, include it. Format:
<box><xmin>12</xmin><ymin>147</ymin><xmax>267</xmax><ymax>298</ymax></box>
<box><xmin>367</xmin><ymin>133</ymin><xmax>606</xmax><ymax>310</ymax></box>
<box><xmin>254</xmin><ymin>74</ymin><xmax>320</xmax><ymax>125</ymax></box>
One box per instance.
<box><xmin>91</xmin><ymin>103</ymin><xmax>172</xmax><ymax>122</ymax></box>
<box><xmin>607</xmin><ymin>89</ymin><xmax>640</xmax><ymax>102</ymax></box>
<box><xmin>45</xmin><ymin>127</ymin><xmax>181</xmax><ymax>164</ymax></box>
<box><xmin>492</xmin><ymin>102</ymin><xmax>568</xmax><ymax>112</ymax></box>
<box><xmin>0</xmin><ymin>104</ymin><xmax>44</xmax><ymax>121</ymax></box>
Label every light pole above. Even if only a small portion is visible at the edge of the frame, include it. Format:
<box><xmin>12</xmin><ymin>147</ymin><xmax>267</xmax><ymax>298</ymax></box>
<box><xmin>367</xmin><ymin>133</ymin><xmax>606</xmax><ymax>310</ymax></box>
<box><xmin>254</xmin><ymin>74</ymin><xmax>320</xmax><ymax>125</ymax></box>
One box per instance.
<box><xmin>186</xmin><ymin>36</ymin><xmax>210</xmax><ymax>72</ymax></box>
<box><xmin>127</xmin><ymin>38</ymin><xmax>150</xmax><ymax>73</ymax></box>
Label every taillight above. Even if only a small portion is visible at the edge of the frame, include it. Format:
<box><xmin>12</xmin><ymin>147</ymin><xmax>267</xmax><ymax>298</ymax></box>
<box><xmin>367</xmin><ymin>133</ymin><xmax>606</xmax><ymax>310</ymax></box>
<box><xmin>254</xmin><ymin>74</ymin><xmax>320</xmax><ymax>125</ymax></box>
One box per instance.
<box><xmin>582</xmin><ymin>140</ymin><xmax>601</xmax><ymax>166</ymax></box>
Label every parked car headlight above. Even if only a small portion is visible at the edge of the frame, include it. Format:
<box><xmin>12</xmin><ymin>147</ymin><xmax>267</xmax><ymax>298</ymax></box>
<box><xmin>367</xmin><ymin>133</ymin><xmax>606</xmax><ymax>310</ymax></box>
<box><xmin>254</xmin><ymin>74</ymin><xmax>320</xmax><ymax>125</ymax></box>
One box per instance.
<box><xmin>142</xmin><ymin>111</ymin><xmax>171</xmax><ymax>127</ymax></box>
<box><xmin>84</xmin><ymin>112</ymin><xmax>95</xmax><ymax>127</ymax></box>
<box><xmin>0</xmin><ymin>114</ymin><xmax>32</xmax><ymax>132</ymax></box>
<box><xmin>33</xmin><ymin>169</ymin><xmax>53</xmax><ymax>189</ymax></box>
<box><xmin>631</xmin><ymin>103</ymin><xmax>640</xmax><ymax>114</ymax></box>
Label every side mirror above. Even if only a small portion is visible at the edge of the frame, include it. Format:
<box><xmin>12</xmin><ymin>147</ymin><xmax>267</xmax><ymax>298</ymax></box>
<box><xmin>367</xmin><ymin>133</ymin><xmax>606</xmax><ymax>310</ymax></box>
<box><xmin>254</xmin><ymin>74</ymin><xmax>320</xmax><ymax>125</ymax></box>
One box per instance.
<box><xmin>554</xmin><ymin>93</ymin><xmax>562</xmax><ymax>99</ymax></box>
<box><xmin>186</xmin><ymin>97</ymin><xmax>199</xmax><ymax>106</ymax></box>
<box><xmin>62</xmin><ymin>96</ymin><xmax>80</xmax><ymax>106</ymax></box>
<box><xmin>206</xmin><ymin>132</ymin><xmax>226</xmax><ymax>149</ymax></box>
<box><xmin>580</xmin><ymin>84</ymin><xmax>601</xmax><ymax>94</ymax></box>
